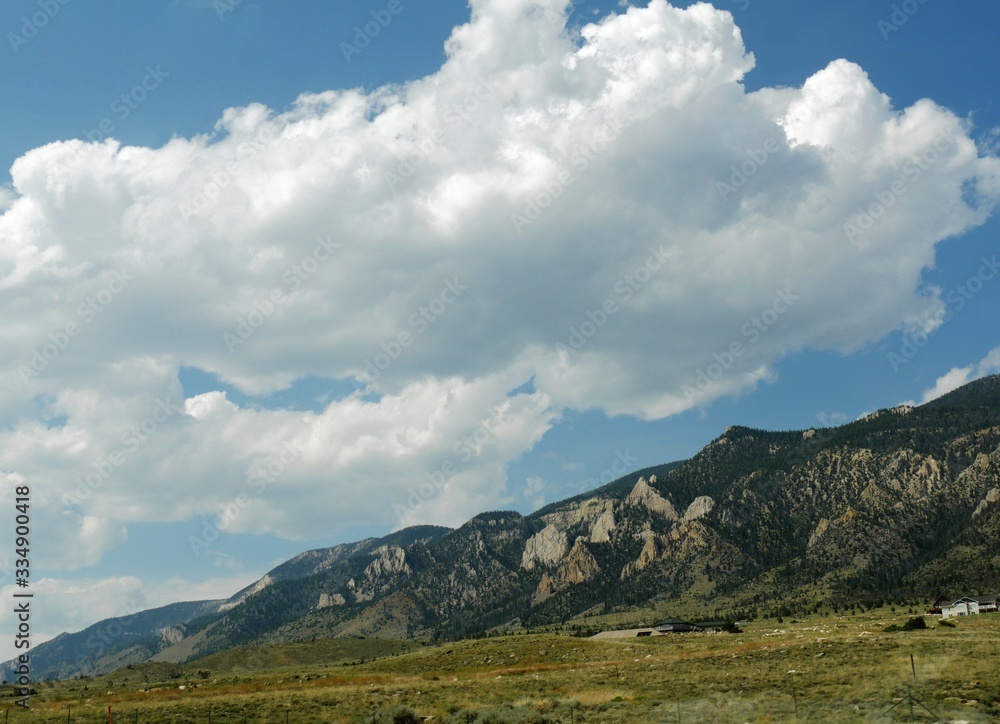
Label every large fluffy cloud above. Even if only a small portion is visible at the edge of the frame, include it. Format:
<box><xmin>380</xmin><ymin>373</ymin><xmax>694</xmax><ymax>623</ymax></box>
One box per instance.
<box><xmin>1</xmin><ymin>0</ymin><xmax>999</xmax><ymax>567</ymax></box>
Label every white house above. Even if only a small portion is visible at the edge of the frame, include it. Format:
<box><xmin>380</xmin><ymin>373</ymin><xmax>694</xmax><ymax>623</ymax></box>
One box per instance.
<box><xmin>941</xmin><ymin>595</ymin><xmax>998</xmax><ymax>619</ymax></box>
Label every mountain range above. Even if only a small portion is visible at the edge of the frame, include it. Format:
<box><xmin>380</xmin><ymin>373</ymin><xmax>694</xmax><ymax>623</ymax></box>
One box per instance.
<box><xmin>7</xmin><ymin>375</ymin><xmax>1000</xmax><ymax>683</ymax></box>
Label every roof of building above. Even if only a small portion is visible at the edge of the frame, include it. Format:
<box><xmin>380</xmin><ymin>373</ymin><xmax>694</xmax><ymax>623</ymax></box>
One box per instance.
<box><xmin>943</xmin><ymin>597</ymin><xmax>978</xmax><ymax>606</ymax></box>
<box><xmin>590</xmin><ymin>628</ymin><xmax>664</xmax><ymax>639</ymax></box>
<box><xmin>942</xmin><ymin>595</ymin><xmax>998</xmax><ymax>607</ymax></box>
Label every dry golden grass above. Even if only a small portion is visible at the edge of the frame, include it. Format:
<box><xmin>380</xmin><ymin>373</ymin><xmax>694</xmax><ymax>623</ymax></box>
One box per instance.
<box><xmin>4</xmin><ymin>609</ymin><xmax>999</xmax><ymax>722</ymax></box>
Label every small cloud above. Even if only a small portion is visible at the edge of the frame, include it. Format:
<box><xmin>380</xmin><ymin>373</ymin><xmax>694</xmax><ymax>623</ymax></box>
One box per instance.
<box><xmin>815</xmin><ymin>411</ymin><xmax>849</xmax><ymax>427</ymax></box>
<box><xmin>909</xmin><ymin>345</ymin><xmax>1000</xmax><ymax>405</ymax></box>
<box><xmin>918</xmin><ymin>366</ymin><xmax>974</xmax><ymax>404</ymax></box>
<box><xmin>205</xmin><ymin>550</ymin><xmax>244</xmax><ymax>571</ymax></box>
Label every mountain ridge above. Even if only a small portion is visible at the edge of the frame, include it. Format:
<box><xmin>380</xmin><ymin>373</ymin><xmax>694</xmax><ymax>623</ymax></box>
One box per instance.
<box><xmin>8</xmin><ymin>374</ymin><xmax>1000</xmax><ymax>681</ymax></box>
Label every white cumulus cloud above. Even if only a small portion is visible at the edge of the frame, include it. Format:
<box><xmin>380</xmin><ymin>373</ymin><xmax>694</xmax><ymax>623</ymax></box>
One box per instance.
<box><xmin>0</xmin><ymin>0</ymin><xmax>998</xmax><ymax>569</ymax></box>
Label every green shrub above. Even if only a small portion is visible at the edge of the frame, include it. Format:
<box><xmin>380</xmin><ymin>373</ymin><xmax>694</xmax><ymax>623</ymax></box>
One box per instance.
<box><xmin>885</xmin><ymin>616</ymin><xmax>928</xmax><ymax>633</ymax></box>
<box><xmin>443</xmin><ymin>705</ymin><xmax>556</xmax><ymax>723</ymax></box>
<box><xmin>376</xmin><ymin>705</ymin><xmax>422</xmax><ymax>723</ymax></box>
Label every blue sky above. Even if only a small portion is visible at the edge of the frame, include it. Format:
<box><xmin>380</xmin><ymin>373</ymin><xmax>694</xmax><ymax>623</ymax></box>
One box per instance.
<box><xmin>1</xmin><ymin>0</ymin><xmax>999</xmax><ymax>656</ymax></box>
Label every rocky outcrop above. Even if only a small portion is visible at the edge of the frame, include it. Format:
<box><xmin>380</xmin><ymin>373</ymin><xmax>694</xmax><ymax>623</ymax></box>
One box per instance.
<box><xmin>621</xmin><ymin>531</ymin><xmax>664</xmax><ymax>579</ymax></box>
<box><xmin>158</xmin><ymin>626</ymin><xmax>186</xmax><ymax>645</ymax></box>
<box><xmin>372</xmin><ymin>546</ymin><xmax>408</xmax><ymax>576</ymax></box>
<box><xmin>364</xmin><ymin>545</ymin><xmax>410</xmax><ymax>580</ymax></box>
<box><xmin>861</xmin><ymin>405</ymin><xmax>914</xmax><ymax>423</ymax></box>
<box><xmin>521</xmin><ymin>525</ymin><xmax>569</xmax><ymax>570</ymax></box>
<box><xmin>974</xmin><ymin>488</ymin><xmax>1000</xmax><ymax>518</ymax></box>
<box><xmin>683</xmin><ymin>495</ymin><xmax>715</xmax><ymax>521</ymax></box>
<box><xmin>590</xmin><ymin>506</ymin><xmax>616</xmax><ymax>543</ymax></box>
<box><xmin>808</xmin><ymin>518</ymin><xmax>830</xmax><ymax>548</ymax></box>
<box><xmin>346</xmin><ymin>577</ymin><xmax>373</xmax><ymax>603</ymax></box>
<box><xmin>343</xmin><ymin>546</ymin><xmax>414</xmax><ymax>603</ymax></box>
<box><xmin>316</xmin><ymin>593</ymin><xmax>346</xmax><ymax>609</ymax></box>
<box><xmin>561</xmin><ymin>539</ymin><xmax>600</xmax><ymax>583</ymax></box>
<box><xmin>665</xmin><ymin>520</ymin><xmax>717</xmax><ymax>559</ymax></box>
<box><xmin>625</xmin><ymin>477</ymin><xmax>679</xmax><ymax>519</ymax></box>
<box><xmin>542</xmin><ymin>498</ymin><xmax>614</xmax><ymax>531</ymax></box>
<box><xmin>532</xmin><ymin>539</ymin><xmax>600</xmax><ymax>605</ymax></box>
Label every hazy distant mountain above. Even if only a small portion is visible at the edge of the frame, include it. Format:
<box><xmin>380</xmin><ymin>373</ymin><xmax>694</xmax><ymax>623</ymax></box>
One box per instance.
<box><xmin>10</xmin><ymin>375</ymin><xmax>1000</xmax><ymax>679</ymax></box>
<box><xmin>0</xmin><ymin>600</ymin><xmax>222</xmax><ymax>682</ymax></box>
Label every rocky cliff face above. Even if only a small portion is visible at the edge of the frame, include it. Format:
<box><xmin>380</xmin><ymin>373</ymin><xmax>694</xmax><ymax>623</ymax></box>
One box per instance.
<box><xmin>625</xmin><ymin>476</ymin><xmax>679</xmax><ymax>519</ymax></box>
<box><xmin>974</xmin><ymin>486</ymin><xmax>1000</xmax><ymax>517</ymax></box>
<box><xmin>683</xmin><ymin>495</ymin><xmax>716</xmax><ymax>521</ymax></box>
<box><xmin>521</xmin><ymin>525</ymin><xmax>569</xmax><ymax>571</ymax></box>
<box><xmin>157</xmin><ymin>625</ymin><xmax>187</xmax><ymax>646</ymax></box>
<box><xmin>533</xmin><ymin>539</ymin><xmax>601</xmax><ymax>604</ymax></box>
<box><xmin>316</xmin><ymin>593</ymin><xmax>346</xmax><ymax>609</ymax></box>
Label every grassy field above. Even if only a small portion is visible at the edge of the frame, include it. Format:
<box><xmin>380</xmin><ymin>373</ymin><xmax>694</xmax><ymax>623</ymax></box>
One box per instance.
<box><xmin>4</xmin><ymin>610</ymin><xmax>999</xmax><ymax>722</ymax></box>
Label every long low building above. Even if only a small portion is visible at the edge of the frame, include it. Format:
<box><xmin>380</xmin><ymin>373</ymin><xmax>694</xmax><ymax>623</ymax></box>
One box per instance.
<box><xmin>592</xmin><ymin>618</ymin><xmax>734</xmax><ymax>638</ymax></box>
<box><xmin>591</xmin><ymin>627</ymin><xmax>664</xmax><ymax>639</ymax></box>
